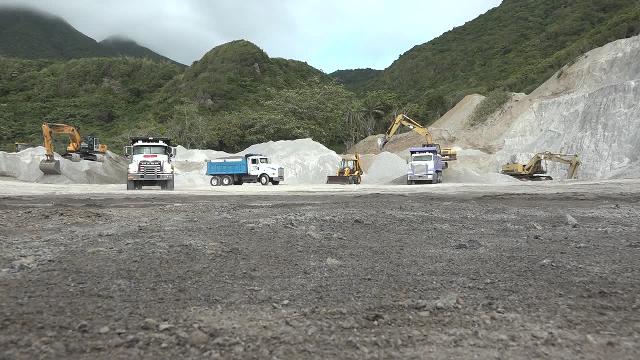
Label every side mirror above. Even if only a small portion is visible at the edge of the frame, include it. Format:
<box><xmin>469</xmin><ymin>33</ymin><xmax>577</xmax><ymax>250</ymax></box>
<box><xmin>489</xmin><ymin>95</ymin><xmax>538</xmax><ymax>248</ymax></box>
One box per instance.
<box><xmin>170</xmin><ymin>147</ymin><xmax>177</xmax><ymax>158</ymax></box>
<box><xmin>124</xmin><ymin>146</ymin><xmax>132</xmax><ymax>159</ymax></box>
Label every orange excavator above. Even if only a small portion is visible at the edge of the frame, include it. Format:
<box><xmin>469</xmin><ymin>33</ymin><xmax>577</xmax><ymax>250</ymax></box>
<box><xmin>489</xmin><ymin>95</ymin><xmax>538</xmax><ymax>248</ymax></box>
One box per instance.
<box><xmin>39</xmin><ymin>122</ymin><xmax>108</xmax><ymax>175</ymax></box>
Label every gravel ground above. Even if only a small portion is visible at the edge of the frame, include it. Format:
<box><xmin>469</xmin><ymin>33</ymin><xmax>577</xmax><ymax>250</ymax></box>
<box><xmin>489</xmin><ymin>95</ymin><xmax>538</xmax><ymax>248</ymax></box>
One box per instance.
<box><xmin>1</xmin><ymin>189</ymin><xmax>639</xmax><ymax>359</ymax></box>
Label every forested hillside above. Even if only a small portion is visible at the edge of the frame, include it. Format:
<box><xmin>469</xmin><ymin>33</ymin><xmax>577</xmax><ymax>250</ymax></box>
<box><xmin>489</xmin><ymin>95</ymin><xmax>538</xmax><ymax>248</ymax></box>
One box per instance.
<box><xmin>2</xmin><ymin>1</ymin><xmax>640</xmax><ymax>153</ymax></box>
<box><xmin>359</xmin><ymin>0</ymin><xmax>640</xmax><ymax>120</ymax></box>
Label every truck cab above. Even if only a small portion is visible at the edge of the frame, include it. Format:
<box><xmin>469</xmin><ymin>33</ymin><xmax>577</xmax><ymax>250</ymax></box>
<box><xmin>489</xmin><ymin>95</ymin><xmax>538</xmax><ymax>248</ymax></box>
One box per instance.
<box><xmin>407</xmin><ymin>147</ymin><xmax>444</xmax><ymax>184</ymax></box>
<box><xmin>206</xmin><ymin>153</ymin><xmax>284</xmax><ymax>186</ymax></box>
<box><xmin>124</xmin><ymin>137</ymin><xmax>176</xmax><ymax>190</ymax></box>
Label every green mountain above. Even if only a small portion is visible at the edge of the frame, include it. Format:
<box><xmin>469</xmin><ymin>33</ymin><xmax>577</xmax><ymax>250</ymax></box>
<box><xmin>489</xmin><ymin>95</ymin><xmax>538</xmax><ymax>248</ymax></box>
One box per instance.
<box><xmin>99</xmin><ymin>36</ymin><xmax>177</xmax><ymax>64</ymax></box>
<box><xmin>348</xmin><ymin>0</ymin><xmax>640</xmax><ymax>121</ymax></box>
<box><xmin>0</xmin><ymin>40</ymin><xmax>354</xmax><ymax>153</ymax></box>
<box><xmin>0</xmin><ymin>7</ymin><xmax>176</xmax><ymax>63</ymax></box>
<box><xmin>330</xmin><ymin>68</ymin><xmax>382</xmax><ymax>92</ymax></box>
<box><xmin>154</xmin><ymin>40</ymin><xmax>353</xmax><ymax>151</ymax></box>
<box><xmin>0</xmin><ymin>7</ymin><xmax>104</xmax><ymax>59</ymax></box>
<box><xmin>2</xmin><ymin>1</ymin><xmax>640</xmax><ymax>154</ymax></box>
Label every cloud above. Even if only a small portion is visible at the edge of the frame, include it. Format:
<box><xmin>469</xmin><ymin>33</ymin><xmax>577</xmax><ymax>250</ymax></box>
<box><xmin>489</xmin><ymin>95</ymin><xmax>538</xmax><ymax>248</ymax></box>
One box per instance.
<box><xmin>0</xmin><ymin>0</ymin><xmax>501</xmax><ymax>72</ymax></box>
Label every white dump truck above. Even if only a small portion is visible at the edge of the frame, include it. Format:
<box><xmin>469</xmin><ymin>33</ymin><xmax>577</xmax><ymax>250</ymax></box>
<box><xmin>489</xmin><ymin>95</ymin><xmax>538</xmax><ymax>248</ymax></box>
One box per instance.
<box><xmin>124</xmin><ymin>137</ymin><xmax>176</xmax><ymax>190</ymax></box>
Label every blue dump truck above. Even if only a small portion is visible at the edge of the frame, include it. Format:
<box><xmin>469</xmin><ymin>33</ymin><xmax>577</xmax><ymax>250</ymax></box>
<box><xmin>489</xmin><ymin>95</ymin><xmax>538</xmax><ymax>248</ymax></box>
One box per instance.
<box><xmin>406</xmin><ymin>146</ymin><xmax>445</xmax><ymax>184</ymax></box>
<box><xmin>206</xmin><ymin>153</ymin><xmax>284</xmax><ymax>186</ymax></box>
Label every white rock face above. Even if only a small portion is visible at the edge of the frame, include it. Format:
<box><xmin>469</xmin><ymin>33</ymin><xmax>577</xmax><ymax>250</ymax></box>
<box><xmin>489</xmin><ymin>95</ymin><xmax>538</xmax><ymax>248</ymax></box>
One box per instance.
<box><xmin>495</xmin><ymin>36</ymin><xmax>640</xmax><ymax>180</ymax></box>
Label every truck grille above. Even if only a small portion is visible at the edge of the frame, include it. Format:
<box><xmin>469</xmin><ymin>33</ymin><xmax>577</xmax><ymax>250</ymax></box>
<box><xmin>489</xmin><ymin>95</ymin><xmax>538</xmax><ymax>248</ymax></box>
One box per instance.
<box><xmin>412</xmin><ymin>164</ymin><xmax>428</xmax><ymax>174</ymax></box>
<box><xmin>278</xmin><ymin>167</ymin><xmax>284</xmax><ymax>177</ymax></box>
<box><xmin>139</xmin><ymin>160</ymin><xmax>162</xmax><ymax>175</ymax></box>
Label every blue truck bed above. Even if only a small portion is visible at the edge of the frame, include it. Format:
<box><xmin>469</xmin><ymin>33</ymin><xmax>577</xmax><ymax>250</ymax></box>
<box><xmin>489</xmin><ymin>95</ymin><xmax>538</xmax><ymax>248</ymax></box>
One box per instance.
<box><xmin>206</xmin><ymin>157</ymin><xmax>248</xmax><ymax>175</ymax></box>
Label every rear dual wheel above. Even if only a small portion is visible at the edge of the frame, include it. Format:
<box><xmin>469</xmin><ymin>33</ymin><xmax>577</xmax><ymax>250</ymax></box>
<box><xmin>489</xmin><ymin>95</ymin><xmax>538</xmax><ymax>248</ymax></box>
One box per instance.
<box><xmin>210</xmin><ymin>176</ymin><xmax>233</xmax><ymax>187</ymax></box>
<box><xmin>221</xmin><ymin>175</ymin><xmax>233</xmax><ymax>186</ymax></box>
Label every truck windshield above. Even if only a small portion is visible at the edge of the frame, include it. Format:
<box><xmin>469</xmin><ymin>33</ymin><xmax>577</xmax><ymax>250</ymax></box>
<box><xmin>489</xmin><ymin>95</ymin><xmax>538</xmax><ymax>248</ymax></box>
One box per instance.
<box><xmin>259</xmin><ymin>158</ymin><xmax>269</xmax><ymax>164</ymax></box>
<box><xmin>412</xmin><ymin>154</ymin><xmax>433</xmax><ymax>161</ymax></box>
<box><xmin>133</xmin><ymin>146</ymin><xmax>167</xmax><ymax>155</ymax></box>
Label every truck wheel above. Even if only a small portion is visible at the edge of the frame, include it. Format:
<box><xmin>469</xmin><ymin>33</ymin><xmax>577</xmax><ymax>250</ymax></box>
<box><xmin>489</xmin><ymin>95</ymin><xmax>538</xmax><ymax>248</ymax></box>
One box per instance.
<box><xmin>271</xmin><ymin>180</ymin><xmax>280</xmax><ymax>185</ymax></box>
<box><xmin>210</xmin><ymin>176</ymin><xmax>221</xmax><ymax>187</ymax></box>
<box><xmin>355</xmin><ymin>176</ymin><xmax>361</xmax><ymax>185</ymax></box>
<box><xmin>221</xmin><ymin>175</ymin><xmax>233</xmax><ymax>186</ymax></box>
<box><xmin>438</xmin><ymin>172</ymin><xmax>443</xmax><ymax>183</ymax></box>
<box><xmin>407</xmin><ymin>179</ymin><xmax>414</xmax><ymax>185</ymax></box>
<box><xmin>165</xmin><ymin>179</ymin><xmax>175</xmax><ymax>190</ymax></box>
<box><xmin>127</xmin><ymin>180</ymin><xmax>135</xmax><ymax>190</ymax></box>
<box><xmin>259</xmin><ymin>174</ymin><xmax>269</xmax><ymax>186</ymax></box>
<box><xmin>135</xmin><ymin>181</ymin><xmax>143</xmax><ymax>190</ymax></box>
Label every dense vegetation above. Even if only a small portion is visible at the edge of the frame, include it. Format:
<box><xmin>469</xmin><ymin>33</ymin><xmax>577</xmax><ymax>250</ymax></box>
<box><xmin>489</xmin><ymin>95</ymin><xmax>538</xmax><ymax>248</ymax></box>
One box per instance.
<box><xmin>330</xmin><ymin>68</ymin><xmax>381</xmax><ymax>92</ymax></box>
<box><xmin>0</xmin><ymin>57</ymin><xmax>183</xmax><ymax>151</ymax></box>
<box><xmin>2</xmin><ymin>1</ymin><xmax>639</xmax><ymax>153</ymax></box>
<box><xmin>348</xmin><ymin>0</ymin><xmax>640</xmax><ymax>123</ymax></box>
<box><xmin>0</xmin><ymin>7</ymin><xmax>175</xmax><ymax>63</ymax></box>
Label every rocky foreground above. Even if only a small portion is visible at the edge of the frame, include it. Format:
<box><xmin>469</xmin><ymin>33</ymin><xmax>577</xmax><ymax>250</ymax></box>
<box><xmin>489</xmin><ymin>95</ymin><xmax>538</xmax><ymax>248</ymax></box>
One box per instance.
<box><xmin>1</xmin><ymin>191</ymin><xmax>638</xmax><ymax>359</ymax></box>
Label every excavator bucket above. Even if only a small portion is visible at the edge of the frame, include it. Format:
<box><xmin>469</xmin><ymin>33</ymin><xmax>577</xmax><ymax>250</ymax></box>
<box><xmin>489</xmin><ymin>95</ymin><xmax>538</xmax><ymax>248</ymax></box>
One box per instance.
<box><xmin>39</xmin><ymin>159</ymin><xmax>61</xmax><ymax>175</ymax></box>
<box><xmin>327</xmin><ymin>175</ymin><xmax>353</xmax><ymax>185</ymax></box>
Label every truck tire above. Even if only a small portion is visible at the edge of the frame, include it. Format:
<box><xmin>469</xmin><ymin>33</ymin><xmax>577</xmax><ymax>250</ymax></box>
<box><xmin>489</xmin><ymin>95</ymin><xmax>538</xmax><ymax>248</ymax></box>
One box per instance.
<box><xmin>355</xmin><ymin>176</ymin><xmax>361</xmax><ymax>185</ymax></box>
<box><xmin>438</xmin><ymin>172</ymin><xmax>443</xmax><ymax>183</ymax></box>
<box><xmin>259</xmin><ymin>174</ymin><xmax>269</xmax><ymax>186</ymax></box>
<box><xmin>127</xmin><ymin>180</ymin><xmax>135</xmax><ymax>190</ymax></box>
<box><xmin>221</xmin><ymin>175</ymin><xmax>233</xmax><ymax>186</ymax></box>
<box><xmin>407</xmin><ymin>179</ymin><xmax>414</xmax><ymax>185</ymax></box>
<box><xmin>210</xmin><ymin>176</ymin><xmax>221</xmax><ymax>186</ymax></box>
<box><xmin>271</xmin><ymin>180</ymin><xmax>280</xmax><ymax>185</ymax></box>
<box><xmin>432</xmin><ymin>172</ymin><xmax>441</xmax><ymax>184</ymax></box>
<box><xmin>165</xmin><ymin>179</ymin><xmax>175</xmax><ymax>190</ymax></box>
<box><xmin>135</xmin><ymin>181</ymin><xmax>142</xmax><ymax>190</ymax></box>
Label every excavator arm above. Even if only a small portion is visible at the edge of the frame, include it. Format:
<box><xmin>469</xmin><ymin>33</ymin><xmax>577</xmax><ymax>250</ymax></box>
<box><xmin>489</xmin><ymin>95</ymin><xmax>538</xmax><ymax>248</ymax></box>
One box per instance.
<box><xmin>382</xmin><ymin>114</ymin><xmax>434</xmax><ymax>147</ymax></box>
<box><xmin>39</xmin><ymin>122</ymin><xmax>107</xmax><ymax>174</ymax></box>
<box><xmin>42</xmin><ymin>123</ymin><xmax>82</xmax><ymax>160</ymax></box>
<box><xmin>380</xmin><ymin>114</ymin><xmax>456</xmax><ymax>161</ymax></box>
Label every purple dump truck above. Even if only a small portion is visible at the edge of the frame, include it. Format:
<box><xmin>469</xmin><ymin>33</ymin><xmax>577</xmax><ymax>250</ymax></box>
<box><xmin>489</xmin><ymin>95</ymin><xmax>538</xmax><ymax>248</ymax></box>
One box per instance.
<box><xmin>406</xmin><ymin>147</ymin><xmax>444</xmax><ymax>184</ymax></box>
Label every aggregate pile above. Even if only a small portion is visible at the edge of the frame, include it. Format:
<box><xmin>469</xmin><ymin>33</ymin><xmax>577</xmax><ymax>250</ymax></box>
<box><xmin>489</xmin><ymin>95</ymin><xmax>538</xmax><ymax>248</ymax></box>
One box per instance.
<box><xmin>0</xmin><ymin>147</ymin><xmax>127</xmax><ymax>184</ymax></box>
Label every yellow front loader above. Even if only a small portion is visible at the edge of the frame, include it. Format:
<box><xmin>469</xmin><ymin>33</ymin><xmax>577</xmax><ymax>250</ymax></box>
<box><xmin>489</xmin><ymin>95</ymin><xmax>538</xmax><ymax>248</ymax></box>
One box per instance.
<box><xmin>327</xmin><ymin>153</ymin><xmax>364</xmax><ymax>185</ymax></box>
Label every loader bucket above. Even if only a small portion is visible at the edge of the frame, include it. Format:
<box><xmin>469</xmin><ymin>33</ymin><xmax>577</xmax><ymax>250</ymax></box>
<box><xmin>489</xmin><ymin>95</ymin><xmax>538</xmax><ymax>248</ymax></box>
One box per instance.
<box><xmin>39</xmin><ymin>159</ymin><xmax>61</xmax><ymax>175</ymax></box>
<box><xmin>327</xmin><ymin>176</ymin><xmax>353</xmax><ymax>185</ymax></box>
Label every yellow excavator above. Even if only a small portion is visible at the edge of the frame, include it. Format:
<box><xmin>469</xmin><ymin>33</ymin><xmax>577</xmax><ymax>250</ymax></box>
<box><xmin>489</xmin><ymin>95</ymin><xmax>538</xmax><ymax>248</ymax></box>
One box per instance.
<box><xmin>327</xmin><ymin>153</ymin><xmax>364</xmax><ymax>184</ymax></box>
<box><xmin>501</xmin><ymin>152</ymin><xmax>581</xmax><ymax>180</ymax></box>
<box><xmin>39</xmin><ymin>122</ymin><xmax>108</xmax><ymax>175</ymax></box>
<box><xmin>379</xmin><ymin>113</ymin><xmax>457</xmax><ymax>161</ymax></box>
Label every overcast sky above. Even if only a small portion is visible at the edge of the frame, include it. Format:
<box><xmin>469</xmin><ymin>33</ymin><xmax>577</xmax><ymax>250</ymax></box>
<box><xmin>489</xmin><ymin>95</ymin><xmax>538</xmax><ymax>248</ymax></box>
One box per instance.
<box><xmin>2</xmin><ymin>0</ymin><xmax>501</xmax><ymax>72</ymax></box>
